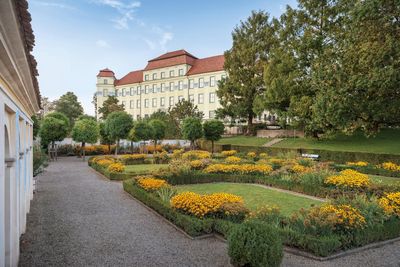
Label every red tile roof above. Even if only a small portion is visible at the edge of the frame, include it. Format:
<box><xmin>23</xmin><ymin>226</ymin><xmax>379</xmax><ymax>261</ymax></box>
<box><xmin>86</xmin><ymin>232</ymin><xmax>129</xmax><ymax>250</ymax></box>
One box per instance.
<box><xmin>145</xmin><ymin>49</ymin><xmax>198</xmax><ymax>70</ymax></box>
<box><xmin>186</xmin><ymin>55</ymin><xmax>225</xmax><ymax>75</ymax></box>
<box><xmin>97</xmin><ymin>68</ymin><xmax>115</xmax><ymax>77</ymax></box>
<box><xmin>115</xmin><ymin>70</ymin><xmax>143</xmax><ymax>86</ymax></box>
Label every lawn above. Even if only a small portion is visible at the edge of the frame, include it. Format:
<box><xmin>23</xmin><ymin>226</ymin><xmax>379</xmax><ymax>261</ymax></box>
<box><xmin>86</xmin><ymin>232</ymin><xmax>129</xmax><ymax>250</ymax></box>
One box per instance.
<box><xmin>216</xmin><ymin>136</ymin><xmax>271</xmax><ymax>147</ymax></box>
<box><xmin>370</xmin><ymin>174</ymin><xmax>400</xmax><ymax>186</ymax></box>
<box><xmin>273</xmin><ymin>128</ymin><xmax>400</xmax><ymax>154</ymax></box>
<box><xmin>124</xmin><ymin>164</ymin><xmax>167</xmax><ymax>174</ymax></box>
<box><xmin>175</xmin><ymin>182</ymin><xmax>322</xmax><ymax>216</ymax></box>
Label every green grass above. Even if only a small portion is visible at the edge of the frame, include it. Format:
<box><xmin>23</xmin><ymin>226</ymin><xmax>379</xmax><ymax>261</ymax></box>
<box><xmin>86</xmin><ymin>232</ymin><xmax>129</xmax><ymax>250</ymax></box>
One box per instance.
<box><xmin>124</xmin><ymin>164</ymin><xmax>167</xmax><ymax>174</ymax></box>
<box><xmin>175</xmin><ymin>182</ymin><xmax>322</xmax><ymax>216</ymax></box>
<box><xmin>216</xmin><ymin>136</ymin><xmax>271</xmax><ymax>147</ymax></box>
<box><xmin>273</xmin><ymin>129</ymin><xmax>400</xmax><ymax>154</ymax></box>
<box><xmin>370</xmin><ymin>174</ymin><xmax>400</xmax><ymax>186</ymax></box>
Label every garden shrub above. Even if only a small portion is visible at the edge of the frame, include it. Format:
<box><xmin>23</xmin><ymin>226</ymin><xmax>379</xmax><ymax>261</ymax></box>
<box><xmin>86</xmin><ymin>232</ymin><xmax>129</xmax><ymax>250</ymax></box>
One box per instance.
<box><xmin>119</xmin><ymin>154</ymin><xmax>147</xmax><ymax>165</ymax></box>
<box><xmin>136</xmin><ymin>176</ymin><xmax>169</xmax><ymax>191</ymax></box>
<box><xmin>325</xmin><ymin>169</ymin><xmax>370</xmax><ymax>189</ymax></box>
<box><xmin>33</xmin><ymin>146</ymin><xmax>48</xmax><ymax>176</ymax></box>
<box><xmin>107</xmin><ymin>162</ymin><xmax>125</xmax><ymax>173</ymax></box>
<box><xmin>204</xmin><ymin>164</ymin><xmax>273</xmax><ymax>175</ymax></box>
<box><xmin>228</xmin><ymin>221</ymin><xmax>283</xmax><ymax>267</ymax></box>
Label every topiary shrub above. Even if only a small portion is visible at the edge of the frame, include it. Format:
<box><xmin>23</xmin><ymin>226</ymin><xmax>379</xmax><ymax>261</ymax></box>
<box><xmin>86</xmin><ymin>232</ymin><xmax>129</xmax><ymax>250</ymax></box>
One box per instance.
<box><xmin>228</xmin><ymin>221</ymin><xmax>283</xmax><ymax>267</ymax></box>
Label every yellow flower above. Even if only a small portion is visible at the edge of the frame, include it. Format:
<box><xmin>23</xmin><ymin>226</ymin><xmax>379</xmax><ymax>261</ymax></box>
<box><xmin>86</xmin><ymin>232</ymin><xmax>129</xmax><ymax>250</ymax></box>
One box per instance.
<box><xmin>204</xmin><ymin>163</ymin><xmax>272</xmax><ymax>175</ymax></box>
<box><xmin>221</xmin><ymin>150</ymin><xmax>237</xmax><ymax>157</ymax></box>
<box><xmin>308</xmin><ymin>204</ymin><xmax>366</xmax><ymax>229</ymax></box>
<box><xmin>259</xmin><ymin>153</ymin><xmax>268</xmax><ymax>159</ymax></box>
<box><xmin>225</xmin><ymin>156</ymin><xmax>241</xmax><ymax>164</ymax></box>
<box><xmin>120</xmin><ymin>154</ymin><xmax>147</xmax><ymax>160</ymax></box>
<box><xmin>379</xmin><ymin>192</ymin><xmax>400</xmax><ymax>217</ymax></box>
<box><xmin>107</xmin><ymin>162</ymin><xmax>125</xmax><ymax>173</ymax></box>
<box><xmin>97</xmin><ymin>158</ymin><xmax>115</xmax><ymax>167</ymax></box>
<box><xmin>379</xmin><ymin>162</ymin><xmax>400</xmax><ymax>172</ymax></box>
<box><xmin>247</xmin><ymin>152</ymin><xmax>257</xmax><ymax>159</ymax></box>
<box><xmin>137</xmin><ymin>176</ymin><xmax>169</xmax><ymax>191</ymax></box>
<box><xmin>182</xmin><ymin>150</ymin><xmax>211</xmax><ymax>160</ymax></box>
<box><xmin>171</xmin><ymin>191</ymin><xmax>243</xmax><ymax>218</ymax></box>
<box><xmin>291</xmin><ymin>164</ymin><xmax>312</xmax><ymax>173</ymax></box>
<box><xmin>325</xmin><ymin>169</ymin><xmax>370</xmax><ymax>188</ymax></box>
<box><xmin>346</xmin><ymin>161</ymin><xmax>368</xmax><ymax>167</ymax></box>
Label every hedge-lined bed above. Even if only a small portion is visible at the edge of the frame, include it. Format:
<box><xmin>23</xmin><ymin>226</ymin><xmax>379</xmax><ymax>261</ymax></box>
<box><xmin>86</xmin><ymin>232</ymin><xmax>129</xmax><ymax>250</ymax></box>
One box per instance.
<box><xmin>334</xmin><ymin>164</ymin><xmax>400</xmax><ymax>178</ymax></box>
<box><xmin>123</xmin><ymin>178</ymin><xmax>400</xmax><ymax>257</ymax></box>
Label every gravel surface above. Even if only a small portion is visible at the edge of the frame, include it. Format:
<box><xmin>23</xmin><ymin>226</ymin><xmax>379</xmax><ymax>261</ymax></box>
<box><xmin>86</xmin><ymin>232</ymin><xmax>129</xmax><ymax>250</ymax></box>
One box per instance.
<box><xmin>19</xmin><ymin>157</ymin><xmax>400</xmax><ymax>267</ymax></box>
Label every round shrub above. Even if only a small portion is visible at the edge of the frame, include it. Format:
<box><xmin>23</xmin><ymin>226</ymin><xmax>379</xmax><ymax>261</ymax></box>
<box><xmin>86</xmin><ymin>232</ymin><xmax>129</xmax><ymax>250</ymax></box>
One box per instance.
<box><xmin>228</xmin><ymin>221</ymin><xmax>283</xmax><ymax>267</ymax></box>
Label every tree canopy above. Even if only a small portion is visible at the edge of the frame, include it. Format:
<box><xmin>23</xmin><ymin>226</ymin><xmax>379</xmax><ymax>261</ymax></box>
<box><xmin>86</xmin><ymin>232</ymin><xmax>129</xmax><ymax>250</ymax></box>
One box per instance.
<box><xmin>39</xmin><ymin>113</ymin><xmax>69</xmax><ymax>147</ymax></box>
<box><xmin>54</xmin><ymin>92</ymin><xmax>84</xmax><ymax>129</ymax></box>
<box><xmin>203</xmin><ymin>120</ymin><xmax>225</xmax><ymax>154</ymax></box>
<box><xmin>182</xmin><ymin>117</ymin><xmax>203</xmax><ymax>149</ymax></box>
<box><xmin>72</xmin><ymin>119</ymin><xmax>99</xmax><ymax>160</ymax></box>
<box><xmin>104</xmin><ymin>111</ymin><xmax>133</xmax><ymax>154</ymax></box>
<box><xmin>149</xmin><ymin>119</ymin><xmax>167</xmax><ymax>147</ymax></box>
<box><xmin>98</xmin><ymin>96</ymin><xmax>125</xmax><ymax>120</ymax></box>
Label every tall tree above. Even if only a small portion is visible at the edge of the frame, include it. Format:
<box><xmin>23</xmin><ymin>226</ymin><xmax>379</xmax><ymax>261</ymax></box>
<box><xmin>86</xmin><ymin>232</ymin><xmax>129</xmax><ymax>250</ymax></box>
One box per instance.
<box><xmin>98</xmin><ymin>96</ymin><xmax>125</xmax><ymax>120</ymax></box>
<box><xmin>72</xmin><ymin>119</ymin><xmax>99</xmax><ymax>160</ymax></box>
<box><xmin>134</xmin><ymin>121</ymin><xmax>154</xmax><ymax>153</ymax></box>
<box><xmin>32</xmin><ymin>115</ymin><xmax>40</xmax><ymax>140</ymax></box>
<box><xmin>99</xmin><ymin>122</ymin><xmax>114</xmax><ymax>154</ymax></box>
<box><xmin>217</xmin><ymin>10</ymin><xmax>275</xmax><ymax>134</ymax></box>
<box><xmin>149</xmin><ymin>110</ymin><xmax>179</xmax><ymax>138</ymax></box>
<box><xmin>54</xmin><ymin>92</ymin><xmax>84</xmax><ymax>129</ymax></box>
<box><xmin>39</xmin><ymin>113</ymin><xmax>69</xmax><ymax>149</ymax></box>
<box><xmin>182</xmin><ymin>117</ymin><xmax>203</xmax><ymax>150</ymax></box>
<box><xmin>149</xmin><ymin>119</ymin><xmax>167</xmax><ymax>150</ymax></box>
<box><xmin>203</xmin><ymin>120</ymin><xmax>225</xmax><ymax>154</ymax></box>
<box><xmin>104</xmin><ymin>111</ymin><xmax>133</xmax><ymax>155</ymax></box>
<box><xmin>168</xmin><ymin>99</ymin><xmax>204</xmax><ymax>136</ymax></box>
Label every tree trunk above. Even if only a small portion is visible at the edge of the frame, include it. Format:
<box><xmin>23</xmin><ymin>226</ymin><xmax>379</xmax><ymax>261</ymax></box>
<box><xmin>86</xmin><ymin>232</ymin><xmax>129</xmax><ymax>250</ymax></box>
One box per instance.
<box><xmin>247</xmin><ymin>114</ymin><xmax>254</xmax><ymax>136</ymax></box>
<box><xmin>108</xmin><ymin>143</ymin><xmax>111</xmax><ymax>154</ymax></box>
<box><xmin>154</xmin><ymin>140</ymin><xmax>157</xmax><ymax>153</ymax></box>
<box><xmin>82</xmin><ymin>142</ymin><xmax>86</xmax><ymax>161</ymax></box>
<box><xmin>211</xmin><ymin>140</ymin><xmax>214</xmax><ymax>155</ymax></box>
<box><xmin>131</xmin><ymin>141</ymin><xmax>134</xmax><ymax>154</ymax></box>
<box><xmin>115</xmin><ymin>139</ymin><xmax>119</xmax><ymax>156</ymax></box>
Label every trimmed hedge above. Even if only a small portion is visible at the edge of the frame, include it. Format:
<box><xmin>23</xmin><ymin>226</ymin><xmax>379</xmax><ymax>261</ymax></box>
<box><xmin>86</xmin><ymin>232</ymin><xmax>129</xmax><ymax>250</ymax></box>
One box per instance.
<box><xmin>123</xmin><ymin>179</ymin><xmax>213</xmax><ymax>236</ymax></box>
<box><xmin>199</xmin><ymin>140</ymin><xmax>400</xmax><ymax>164</ymax></box>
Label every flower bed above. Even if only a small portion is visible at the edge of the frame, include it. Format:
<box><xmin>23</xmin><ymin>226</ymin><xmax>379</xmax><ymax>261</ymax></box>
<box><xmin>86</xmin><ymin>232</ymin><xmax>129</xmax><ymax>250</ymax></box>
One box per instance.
<box><xmin>335</xmin><ymin>162</ymin><xmax>400</xmax><ymax>178</ymax></box>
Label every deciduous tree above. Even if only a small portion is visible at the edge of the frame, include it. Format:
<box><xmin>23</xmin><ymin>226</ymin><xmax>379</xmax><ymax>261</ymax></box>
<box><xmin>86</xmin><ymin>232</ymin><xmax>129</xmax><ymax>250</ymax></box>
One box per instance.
<box><xmin>182</xmin><ymin>117</ymin><xmax>203</xmax><ymax>150</ymax></box>
<box><xmin>98</xmin><ymin>96</ymin><xmax>125</xmax><ymax>120</ymax></box>
<box><xmin>54</xmin><ymin>92</ymin><xmax>84</xmax><ymax>129</ymax></box>
<box><xmin>105</xmin><ymin>111</ymin><xmax>133</xmax><ymax>155</ymax></box>
<box><xmin>72</xmin><ymin>119</ymin><xmax>99</xmax><ymax>160</ymax></box>
<box><xmin>203</xmin><ymin>120</ymin><xmax>225</xmax><ymax>154</ymax></box>
<box><xmin>149</xmin><ymin>119</ymin><xmax>166</xmax><ymax>150</ymax></box>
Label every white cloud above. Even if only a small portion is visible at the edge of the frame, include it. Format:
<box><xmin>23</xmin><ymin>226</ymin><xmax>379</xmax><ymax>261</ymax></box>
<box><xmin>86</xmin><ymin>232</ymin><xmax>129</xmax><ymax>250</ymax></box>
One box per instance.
<box><xmin>96</xmin><ymin>40</ymin><xmax>110</xmax><ymax>48</ymax></box>
<box><xmin>93</xmin><ymin>0</ymin><xmax>141</xmax><ymax>29</ymax></box>
<box><xmin>32</xmin><ymin>1</ymin><xmax>76</xmax><ymax>10</ymax></box>
<box><xmin>143</xmin><ymin>39</ymin><xmax>156</xmax><ymax>50</ymax></box>
<box><xmin>151</xmin><ymin>26</ymin><xmax>174</xmax><ymax>51</ymax></box>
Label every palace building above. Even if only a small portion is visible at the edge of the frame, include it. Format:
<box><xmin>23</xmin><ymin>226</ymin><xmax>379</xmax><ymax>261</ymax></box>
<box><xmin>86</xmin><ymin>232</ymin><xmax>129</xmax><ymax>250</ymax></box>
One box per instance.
<box><xmin>0</xmin><ymin>1</ymin><xmax>41</xmax><ymax>266</ymax></box>
<box><xmin>95</xmin><ymin>50</ymin><xmax>226</xmax><ymax>120</ymax></box>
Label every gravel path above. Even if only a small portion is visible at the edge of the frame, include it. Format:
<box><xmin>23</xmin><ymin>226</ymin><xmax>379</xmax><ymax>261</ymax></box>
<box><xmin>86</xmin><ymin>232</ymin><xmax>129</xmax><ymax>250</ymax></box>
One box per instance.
<box><xmin>19</xmin><ymin>157</ymin><xmax>400</xmax><ymax>267</ymax></box>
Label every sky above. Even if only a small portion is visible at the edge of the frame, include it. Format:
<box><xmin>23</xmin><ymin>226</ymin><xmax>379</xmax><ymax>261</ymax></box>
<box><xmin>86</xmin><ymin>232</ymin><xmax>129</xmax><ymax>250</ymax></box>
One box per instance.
<box><xmin>29</xmin><ymin>0</ymin><xmax>297</xmax><ymax>115</ymax></box>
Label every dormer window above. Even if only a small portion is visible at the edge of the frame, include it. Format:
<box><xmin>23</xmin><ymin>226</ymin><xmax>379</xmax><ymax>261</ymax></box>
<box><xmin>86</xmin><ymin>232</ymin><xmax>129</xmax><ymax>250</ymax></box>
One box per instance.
<box><xmin>104</xmin><ymin>79</ymin><xmax>108</xmax><ymax>84</ymax></box>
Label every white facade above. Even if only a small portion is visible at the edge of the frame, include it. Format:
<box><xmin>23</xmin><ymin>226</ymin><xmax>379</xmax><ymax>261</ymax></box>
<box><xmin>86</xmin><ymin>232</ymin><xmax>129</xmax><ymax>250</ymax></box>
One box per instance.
<box><xmin>0</xmin><ymin>1</ymin><xmax>41</xmax><ymax>266</ymax></box>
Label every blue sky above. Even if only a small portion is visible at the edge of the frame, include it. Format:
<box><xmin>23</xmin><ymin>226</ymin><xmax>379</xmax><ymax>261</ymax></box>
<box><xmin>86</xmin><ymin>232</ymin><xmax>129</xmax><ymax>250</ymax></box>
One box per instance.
<box><xmin>29</xmin><ymin>0</ymin><xmax>297</xmax><ymax>115</ymax></box>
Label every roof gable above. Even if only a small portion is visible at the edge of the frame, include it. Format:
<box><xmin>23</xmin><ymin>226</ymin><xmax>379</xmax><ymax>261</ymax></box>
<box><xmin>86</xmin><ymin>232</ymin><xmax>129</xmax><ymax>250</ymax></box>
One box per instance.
<box><xmin>115</xmin><ymin>70</ymin><xmax>143</xmax><ymax>86</ymax></box>
<box><xmin>186</xmin><ymin>55</ymin><xmax>225</xmax><ymax>76</ymax></box>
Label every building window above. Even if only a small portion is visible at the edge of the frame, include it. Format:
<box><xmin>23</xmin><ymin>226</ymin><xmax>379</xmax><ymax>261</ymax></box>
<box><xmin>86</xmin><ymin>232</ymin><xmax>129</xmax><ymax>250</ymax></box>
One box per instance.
<box><xmin>137</xmin><ymin>86</ymin><xmax>141</xmax><ymax>95</ymax></box>
<box><xmin>160</xmin><ymin>83</ymin><xmax>165</xmax><ymax>92</ymax></box>
<box><xmin>221</xmin><ymin>74</ymin><xmax>226</xmax><ymax>80</ymax></box>
<box><xmin>169</xmin><ymin>96</ymin><xmax>174</xmax><ymax>106</ymax></box>
<box><xmin>189</xmin><ymin>79</ymin><xmax>194</xmax><ymax>89</ymax></box>
<box><xmin>145</xmin><ymin>74</ymin><xmax>149</xmax><ymax>81</ymax></box>
<box><xmin>210</xmin><ymin>76</ymin><xmax>216</xmax><ymax>87</ymax></box>
<box><xmin>145</xmin><ymin>85</ymin><xmax>149</xmax><ymax>94</ymax></box>
<box><xmin>160</xmin><ymin>97</ymin><xmax>165</xmax><ymax>107</ymax></box>
<box><xmin>137</xmin><ymin>99</ymin><xmax>141</xmax><ymax>108</ymax></box>
<box><xmin>161</xmin><ymin>72</ymin><xmax>165</xmax><ymax>79</ymax></box>
<box><xmin>130</xmin><ymin>100</ymin><xmax>134</xmax><ymax>109</ymax></box>
<box><xmin>178</xmin><ymin>81</ymin><xmax>183</xmax><ymax>90</ymax></box>
<box><xmin>122</xmin><ymin>88</ymin><xmax>126</xmax><ymax>97</ymax></box>
<box><xmin>199</xmin><ymin>78</ymin><xmax>204</xmax><ymax>88</ymax></box>
<box><xmin>189</xmin><ymin>94</ymin><xmax>194</xmax><ymax>103</ymax></box>
<box><xmin>198</xmin><ymin>93</ymin><xmax>204</xmax><ymax>104</ymax></box>
<box><xmin>152</xmin><ymin>84</ymin><xmax>157</xmax><ymax>93</ymax></box>
<box><xmin>179</xmin><ymin>69</ymin><xmax>184</xmax><ymax>76</ymax></box>
<box><xmin>152</xmin><ymin>98</ymin><xmax>157</xmax><ymax>107</ymax></box>
<box><xmin>209</xmin><ymin>110</ymin><xmax>215</xmax><ymax>119</ymax></box>
<box><xmin>103</xmin><ymin>89</ymin><xmax>108</xmax><ymax>97</ymax></box>
<box><xmin>169</xmin><ymin>70</ymin><xmax>175</xmax><ymax>77</ymax></box>
<box><xmin>170</xmin><ymin>82</ymin><xmax>174</xmax><ymax>92</ymax></box>
<box><xmin>209</xmin><ymin>92</ymin><xmax>215</xmax><ymax>103</ymax></box>
<box><xmin>115</xmin><ymin>89</ymin><xmax>119</xmax><ymax>96</ymax></box>
<box><xmin>130</xmin><ymin>87</ymin><xmax>135</xmax><ymax>95</ymax></box>
<box><xmin>178</xmin><ymin>96</ymin><xmax>184</xmax><ymax>102</ymax></box>
<box><xmin>104</xmin><ymin>79</ymin><xmax>108</xmax><ymax>84</ymax></box>
<box><xmin>152</xmin><ymin>73</ymin><xmax>157</xmax><ymax>80</ymax></box>
<box><xmin>144</xmin><ymin>99</ymin><xmax>149</xmax><ymax>108</ymax></box>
